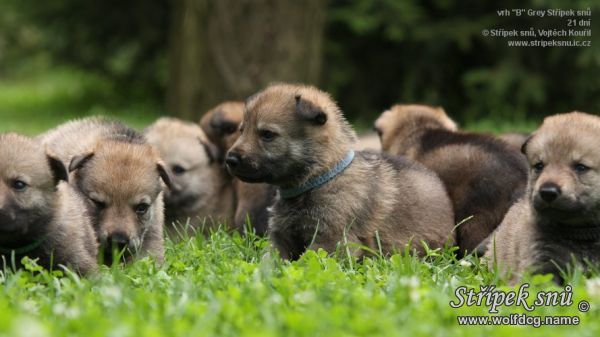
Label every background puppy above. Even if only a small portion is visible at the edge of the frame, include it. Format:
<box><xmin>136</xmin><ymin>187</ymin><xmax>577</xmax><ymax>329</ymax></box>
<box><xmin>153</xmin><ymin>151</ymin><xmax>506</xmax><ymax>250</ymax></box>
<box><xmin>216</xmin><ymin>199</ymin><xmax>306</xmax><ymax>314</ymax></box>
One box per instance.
<box><xmin>38</xmin><ymin>118</ymin><xmax>168</xmax><ymax>264</ymax></box>
<box><xmin>374</xmin><ymin>104</ymin><xmax>528</xmax><ymax>255</ymax></box>
<box><xmin>226</xmin><ymin>84</ymin><xmax>455</xmax><ymax>260</ymax></box>
<box><xmin>0</xmin><ymin>133</ymin><xmax>97</xmax><ymax>274</ymax></box>
<box><xmin>200</xmin><ymin>102</ymin><xmax>275</xmax><ymax>235</ymax></box>
<box><xmin>145</xmin><ymin>117</ymin><xmax>235</xmax><ymax>234</ymax></box>
<box><xmin>200</xmin><ymin>101</ymin><xmax>245</xmax><ymax>152</ymax></box>
<box><xmin>485</xmin><ymin>112</ymin><xmax>600</xmax><ymax>282</ymax></box>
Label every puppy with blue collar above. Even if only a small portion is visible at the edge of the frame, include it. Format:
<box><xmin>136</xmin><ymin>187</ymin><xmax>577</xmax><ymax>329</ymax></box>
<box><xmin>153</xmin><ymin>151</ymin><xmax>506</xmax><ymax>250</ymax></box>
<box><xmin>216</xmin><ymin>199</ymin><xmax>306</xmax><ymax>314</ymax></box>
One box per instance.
<box><xmin>225</xmin><ymin>84</ymin><xmax>455</xmax><ymax>260</ymax></box>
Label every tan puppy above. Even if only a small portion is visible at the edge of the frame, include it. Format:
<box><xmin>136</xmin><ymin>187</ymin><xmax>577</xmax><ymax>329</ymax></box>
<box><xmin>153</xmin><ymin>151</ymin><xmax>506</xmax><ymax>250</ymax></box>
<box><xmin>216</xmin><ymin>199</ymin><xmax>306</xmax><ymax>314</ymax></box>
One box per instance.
<box><xmin>485</xmin><ymin>112</ymin><xmax>600</xmax><ymax>282</ymax></box>
<box><xmin>200</xmin><ymin>102</ymin><xmax>275</xmax><ymax>235</ymax></box>
<box><xmin>145</xmin><ymin>117</ymin><xmax>235</xmax><ymax>233</ymax></box>
<box><xmin>226</xmin><ymin>84</ymin><xmax>455</xmax><ymax>260</ymax></box>
<box><xmin>38</xmin><ymin>118</ymin><xmax>169</xmax><ymax>264</ymax></box>
<box><xmin>0</xmin><ymin>133</ymin><xmax>97</xmax><ymax>274</ymax></box>
<box><xmin>375</xmin><ymin>104</ymin><xmax>528</xmax><ymax>255</ymax></box>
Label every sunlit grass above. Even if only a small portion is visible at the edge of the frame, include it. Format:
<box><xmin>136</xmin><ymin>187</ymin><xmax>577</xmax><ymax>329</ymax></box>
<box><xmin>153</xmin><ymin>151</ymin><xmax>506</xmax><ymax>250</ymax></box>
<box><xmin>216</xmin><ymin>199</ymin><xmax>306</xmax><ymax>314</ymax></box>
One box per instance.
<box><xmin>1</xmin><ymin>229</ymin><xmax>598</xmax><ymax>337</ymax></box>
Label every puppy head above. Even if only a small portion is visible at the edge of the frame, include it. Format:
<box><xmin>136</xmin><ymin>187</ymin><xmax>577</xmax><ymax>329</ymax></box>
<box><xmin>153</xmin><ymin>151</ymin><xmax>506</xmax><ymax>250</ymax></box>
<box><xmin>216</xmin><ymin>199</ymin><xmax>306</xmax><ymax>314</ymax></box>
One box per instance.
<box><xmin>0</xmin><ymin>133</ymin><xmax>67</xmax><ymax>244</ymax></box>
<box><xmin>522</xmin><ymin>112</ymin><xmax>600</xmax><ymax>225</ymax></box>
<box><xmin>226</xmin><ymin>84</ymin><xmax>356</xmax><ymax>187</ymax></box>
<box><xmin>199</xmin><ymin>101</ymin><xmax>245</xmax><ymax>154</ymax></box>
<box><xmin>68</xmin><ymin>140</ymin><xmax>170</xmax><ymax>261</ymax></box>
<box><xmin>374</xmin><ymin>104</ymin><xmax>457</xmax><ymax>155</ymax></box>
<box><xmin>146</xmin><ymin>117</ymin><xmax>219</xmax><ymax>209</ymax></box>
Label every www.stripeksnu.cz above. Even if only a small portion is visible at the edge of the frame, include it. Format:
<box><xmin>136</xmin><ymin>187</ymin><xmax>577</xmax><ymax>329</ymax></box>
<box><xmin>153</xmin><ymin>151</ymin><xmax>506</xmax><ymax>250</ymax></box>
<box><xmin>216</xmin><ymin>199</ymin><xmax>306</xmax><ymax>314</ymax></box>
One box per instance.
<box><xmin>457</xmin><ymin>314</ymin><xmax>580</xmax><ymax>327</ymax></box>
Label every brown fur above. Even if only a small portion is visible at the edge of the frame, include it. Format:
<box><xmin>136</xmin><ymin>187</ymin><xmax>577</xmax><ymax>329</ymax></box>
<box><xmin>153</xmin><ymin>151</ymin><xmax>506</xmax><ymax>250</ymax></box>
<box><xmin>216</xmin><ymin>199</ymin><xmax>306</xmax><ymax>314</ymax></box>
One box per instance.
<box><xmin>200</xmin><ymin>101</ymin><xmax>245</xmax><ymax>153</ymax></box>
<box><xmin>200</xmin><ymin>102</ymin><xmax>275</xmax><ymax>235</ymax></box>
<box><xmin>499</xmin><ymin>132</ymin><xmax>530</xmax><ymax>152</ymax></box>
<box><xmin>375</xmin><ymin>104</ymin><xmax>528</xmax><ymax>255</ymax></box>
<box><xmin>226</xmin><ymin>84</ymin><xmax>455</xmax><ymax>259</ymax></box>
<box><xmin>0</xmin><ymin>133</ymin><xmax>97</xmax><ymax>274</ymax></box>
<box><xmin>38</xmin><ymin>118</ymin><xmax>167</xmax><ymax>264</ymax></box>
<box><xmin>145</xmin><ymin>117</ymin><xmax>235</xmax><ymax>234</ymax></box>
<box><xmin>354</xmin><ymin>132</ymin><xmax>381</xmax><ymax>151</ymax></box>
<box><xmin>485</xmin><ymin>112</ymin><xmax>600</xmax><ymax>282</ymax></box>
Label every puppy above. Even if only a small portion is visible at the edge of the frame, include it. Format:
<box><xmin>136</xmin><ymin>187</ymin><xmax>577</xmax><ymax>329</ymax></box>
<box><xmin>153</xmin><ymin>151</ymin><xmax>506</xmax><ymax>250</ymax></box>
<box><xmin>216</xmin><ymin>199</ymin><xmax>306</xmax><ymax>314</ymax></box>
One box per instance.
<box><xmin>374</xmin><ymin>104</ymin><xmax>528</xmax><ymax>255</ymax></box>
<box><xmin>200</xmin><ymin>102</ymin><xmax>275</xmax><ymax>235</ymax></box>
<box><xmin>485</xmin><ymin>112</ymin><xmax>600</xmax><ymax>282</ymax></box>
<box><xmin>0</xmin><ymin>133</ymin><xmax>97</xmax><ymax>274</ymax></box>
<box><xmin>226</xmin><ymin>84</ymin><xmax>455</xmax><ymax>260</ymax></box>
<box><xmin>145</xmin><ymin>117</ymin><xmax>235</xmax><ymax>233</ymax></box>
<box><xmin>38</xmin><ymin>118</ymin><xmax>169</xmax><ymax>264</ymax></box>
<box><xmin>200</xmin><ymin>101</ymin><xmax>245</xmax><ymax>152</ymax></box>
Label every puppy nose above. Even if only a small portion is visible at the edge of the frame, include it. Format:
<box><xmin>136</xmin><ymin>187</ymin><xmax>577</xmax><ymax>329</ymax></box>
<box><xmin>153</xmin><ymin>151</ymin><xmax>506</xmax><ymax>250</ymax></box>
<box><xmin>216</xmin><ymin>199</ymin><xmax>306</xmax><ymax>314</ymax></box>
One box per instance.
<box><xmin>107</xmin><ymin>232</ymin><xmax>130</xmax><ymax>251</ymax></box>
<box><xmin>225</xmin><ymin>152</ymin><xmax>241</xmax><ymax>168</ymax></box>
<box><xmin>539</xmin><ymin>183</ymin><xmax>561</xmax><ymax>203</ymax></box>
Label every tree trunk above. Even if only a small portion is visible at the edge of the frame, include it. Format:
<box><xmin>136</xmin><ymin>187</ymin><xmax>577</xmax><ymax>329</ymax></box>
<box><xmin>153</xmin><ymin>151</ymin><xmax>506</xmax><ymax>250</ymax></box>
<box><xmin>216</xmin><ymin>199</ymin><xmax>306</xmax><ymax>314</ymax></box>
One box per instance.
<box><xmin>167</xmin><ymin>0</ymin><xmax>326</xmax><ymax>120</ymax></box>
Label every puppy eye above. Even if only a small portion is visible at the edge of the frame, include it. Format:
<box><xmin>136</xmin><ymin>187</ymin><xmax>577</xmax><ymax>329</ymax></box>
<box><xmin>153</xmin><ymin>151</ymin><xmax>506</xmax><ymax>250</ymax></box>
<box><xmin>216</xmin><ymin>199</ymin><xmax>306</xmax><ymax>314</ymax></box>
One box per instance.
<box><xmin>373</xmin><ymin>127</ymin><xmax>382</xmax><ymax>138</ymax></box>
<box><xmin>224</xmin><ymin>125</ymin><xmax>237</xmax><ymax>134</ymax></box>
<box><xmin>573</xmin><ymin>163</ymin><xmax>590</xmax><ymax>173</ymax></box>
<box><xmin>134</xmin><ymin>203</ymin><xmax>150</xmax><ymax>215</ymax></box>
<box><xmin>533</xmin><ymin>162</ymin><xmax>544</xmax><ymax>173</ymax></box>
<box><xmin>259</xmin><ymin>130</ymin><xmax>277</xmax><ymax>142</ymax></box>
<box><xmin>11</xmin><ymin>180</ymin><xmax>27</xmax><ymax>191</ymax></box>
<box><xmin>90</xmin><ymin>198</ymin><xmax>106</xmax><ymax>209</ymax></box>
<box><xmin>172</xmin><ymin>165</ymin><xmax>186</xmax><ymax>175</ymax></box>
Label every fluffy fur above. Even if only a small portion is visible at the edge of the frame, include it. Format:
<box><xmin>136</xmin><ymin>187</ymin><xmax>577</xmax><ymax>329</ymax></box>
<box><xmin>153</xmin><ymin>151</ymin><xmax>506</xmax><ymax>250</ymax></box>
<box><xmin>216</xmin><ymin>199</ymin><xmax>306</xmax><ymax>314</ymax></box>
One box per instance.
<box><xmin>484</xmin><ymin>112</ymin><xmax>600</xmax><ymax>282</ymax></box>
<box><xmin>38</xmin><ymin>118</ymin><xmax>167</xmax><ymax>264</ymax></box>
<box><xmin>0</xmin><ymin>133</ymin><xmax>97</xmax><ymax>274</ymax></box>
<box><xmin>226</xmin><ymin>84</ymin><xmax>455</xmax><ymax>259</ymax></box>
<box><xmin>375</xmin><ymin>104</ymin><xmax>528</xmax><ymax>254</ymax></box>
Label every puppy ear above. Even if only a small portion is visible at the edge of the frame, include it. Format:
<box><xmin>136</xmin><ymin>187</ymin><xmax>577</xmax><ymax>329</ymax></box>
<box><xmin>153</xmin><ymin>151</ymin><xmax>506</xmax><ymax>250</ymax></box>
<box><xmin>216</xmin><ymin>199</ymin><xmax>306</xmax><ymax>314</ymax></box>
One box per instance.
<box><xmin>69</xmin><ymin>152</ymin><xmax>94</xmax><ymax>172</ymax></box>
<box><xmin>200</xmin><ymin>139</ymin><xmax>223</xmax><ymax>164</ymax></box>
<box><xmin>157</xmin><ymin>163</ymin><xmax>173</xmax><ymax>190</ymax></box>
<box><xmin>521</xmin><ymin>135</ymin><xmax>533</xmax><ymax>155</ymax></box>
<box><xmin>46</xmin><ymin>155</ymin><xmax>68</xmax><ymax>185</ymax></box>
<box><xmin>295</xmin><ymin>95</ymin><xmax>327</xmax><ymax>125</ymax></box>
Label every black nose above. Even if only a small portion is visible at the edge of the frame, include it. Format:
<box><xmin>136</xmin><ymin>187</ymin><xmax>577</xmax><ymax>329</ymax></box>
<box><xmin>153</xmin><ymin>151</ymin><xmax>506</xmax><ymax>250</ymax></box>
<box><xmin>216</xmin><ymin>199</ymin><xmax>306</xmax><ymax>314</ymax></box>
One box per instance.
<box><xmin>539</xmin><ymin>183</ymin><xmax>561</xmax><ymax>203</ymax></box>
<box><xmin>107</xmin><ymin>232</ymin><xmax>130</xmax><ymax>251</ymax></box>
<box><xmin>225</xmin><ymin>152</ymin><xmax>241</xmax><ymax>168</ymax></box>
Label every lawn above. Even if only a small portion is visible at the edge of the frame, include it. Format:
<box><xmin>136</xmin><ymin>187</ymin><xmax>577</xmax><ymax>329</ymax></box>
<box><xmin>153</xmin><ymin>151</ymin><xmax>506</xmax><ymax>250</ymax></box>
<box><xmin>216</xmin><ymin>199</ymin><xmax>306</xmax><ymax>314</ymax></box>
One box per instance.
<box><xmin>0</xmin><ymin>68</ymin><xmax>160</xmax><ymax>135</ymax></box>
<box><xmin>1</xmin><ymin>70</ymin><xmax>598</xmax><ymax>337</ymax></box>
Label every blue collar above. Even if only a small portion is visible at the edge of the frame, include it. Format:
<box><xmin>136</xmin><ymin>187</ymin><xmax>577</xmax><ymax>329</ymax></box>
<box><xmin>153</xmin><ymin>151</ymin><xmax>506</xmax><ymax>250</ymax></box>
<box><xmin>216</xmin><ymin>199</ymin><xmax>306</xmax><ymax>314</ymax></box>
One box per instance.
<box><xmin>280</xmin><ymin>150</ymin><xmax>355</xmax><ymax>199</ymax></box>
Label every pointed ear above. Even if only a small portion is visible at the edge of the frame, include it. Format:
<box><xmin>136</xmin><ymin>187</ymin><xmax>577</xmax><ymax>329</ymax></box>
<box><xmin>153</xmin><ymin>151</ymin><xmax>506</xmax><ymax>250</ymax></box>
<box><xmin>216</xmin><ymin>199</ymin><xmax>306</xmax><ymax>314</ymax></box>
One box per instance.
<box><xmin>46</xmin><ymin>155</ymin><xmax>68</xmax><ymax>185</ymax></box>
<box><xmin>157</xmin><ymin>163</ymin><xmax>173</xmax><ymax>190</ymax></box>
<box><xmin>69</xmin><ymin>152</ymin><xmax>94</xmax><ymax>172</ymax></box>
<box><xmin>200</xmin><ymin>139</ymin><xmax>223</xmax><ymax>164</ymax></box>
<box><xmin>295</xmin><ymin>95</ymin><xmax>327</xmax><ymax>125</ymax></box>
<box><xmin>521</xmin><ymin>135</ymin><xmax>533</xmax><ymax>155</ymax></box>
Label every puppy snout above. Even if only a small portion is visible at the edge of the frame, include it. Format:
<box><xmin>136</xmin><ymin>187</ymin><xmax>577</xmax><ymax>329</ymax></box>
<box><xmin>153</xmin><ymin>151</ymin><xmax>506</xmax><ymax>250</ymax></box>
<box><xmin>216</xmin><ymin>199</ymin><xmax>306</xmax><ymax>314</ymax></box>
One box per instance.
<box><xmin>225</xmin><ymin>152</ymin><xmax>242</xmax><ymax>169</ymax></box>
<box><xmin>107</xmin><ymin>231</ymin><xmax>131</xmax><ymax>251</ymax></box>
<box><xmin>539</xmin><ymin>183</ymin><xmax>561</xmax><ymax>203</ymax></box>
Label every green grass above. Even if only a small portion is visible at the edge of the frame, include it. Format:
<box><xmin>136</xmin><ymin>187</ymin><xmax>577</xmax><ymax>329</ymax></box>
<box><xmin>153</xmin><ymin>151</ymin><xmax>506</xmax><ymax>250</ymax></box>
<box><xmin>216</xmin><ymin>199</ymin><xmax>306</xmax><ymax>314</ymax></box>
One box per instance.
<box><xmin>0</xmin><ymin>68</ymin><xmax>161</xmax><ymax>135</ymax></box>
<box><xmin>1</xmin><ymin>231</ymin><xmax>599</xmax><ymax>337</ymax></box>
<box><xmin>2</xmin><ymin>69</ymin><xmax>594</xmax><ymax>336</ymax></box>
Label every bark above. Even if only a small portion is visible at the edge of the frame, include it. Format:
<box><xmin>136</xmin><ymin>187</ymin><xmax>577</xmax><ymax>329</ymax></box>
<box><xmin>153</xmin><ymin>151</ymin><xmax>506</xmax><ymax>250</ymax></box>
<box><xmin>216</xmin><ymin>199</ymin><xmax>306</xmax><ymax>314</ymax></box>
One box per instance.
<box><xmin>167</xmin><ymin>0</ymin><xmax>326</xmax><ymax>120</ymax></box>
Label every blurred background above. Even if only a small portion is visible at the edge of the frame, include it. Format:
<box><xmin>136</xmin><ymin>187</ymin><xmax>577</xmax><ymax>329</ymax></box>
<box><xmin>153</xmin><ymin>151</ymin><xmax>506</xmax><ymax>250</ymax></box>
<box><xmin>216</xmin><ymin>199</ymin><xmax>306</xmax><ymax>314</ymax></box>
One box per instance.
<box><xmin>0</xmin><ymin>0</ymin><xmax>598</xmax><ymax>134</ymax></box>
